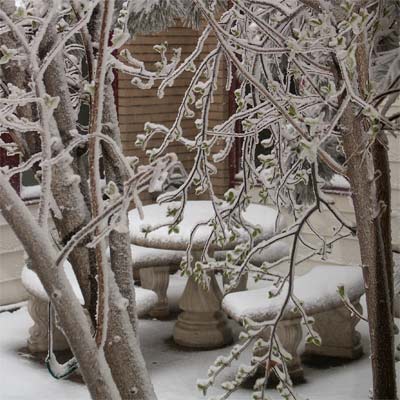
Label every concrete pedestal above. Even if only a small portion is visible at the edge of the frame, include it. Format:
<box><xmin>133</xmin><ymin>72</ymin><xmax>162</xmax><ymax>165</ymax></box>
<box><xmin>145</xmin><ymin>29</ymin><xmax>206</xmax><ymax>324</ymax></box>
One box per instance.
<box><xmin>174</xmin><ymin>272</ymin><xmax>232</xmax><ymax>348</ymax></box>
<box><xmin>140</xmin><ymin>267</ymin><xmax>170</xmax><ymax>318</ymax></box>
<box><xmin>304</xmin><ymin>302</ymin><xmax>363</xmax><ymax>360</ymax></box>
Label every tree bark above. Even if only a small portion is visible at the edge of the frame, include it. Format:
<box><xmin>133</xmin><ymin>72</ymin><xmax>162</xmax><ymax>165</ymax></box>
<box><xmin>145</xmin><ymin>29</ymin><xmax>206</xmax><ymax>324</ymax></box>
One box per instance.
<box><xmin>1</xmin><ymin>4</ymin><xmax>156</xmax><ymax>398</ymax></box>
<box><xmin>341</xmin><ymin>113</ymin><xmax>397</xmax><ymax>400</ymax></box>
<box><xmin>40</xmin><ymin>23</ymin><xmax>98</xmax><ymax>324</ymax></box>
<box><xmin>105</xmin><ymin>278</ymin><xmax>157</xmax><ymax>400</ymax></box>
<box><xmin>82</xmin><ymin>3</ymin><xmax>157</xmax><ymax>396</ymax></box>
<box><xmin>372</xmin><ymin>136</ymin><xmax>394</xmax><ymax>314</ymax></box>
<box><xmin>102</xmin><ymin>77</ymin><xmax>157</xmax><ymax>398</ymax></box>
<box><xmin>0</xmin><ymin>173</ymin><xmax>121</xmax><ymax>400</ymax></box>
<box><xmin>1</xmin><ymin>5</ymin><xmax>98</xmax><ymax>322</ymax></box>
<box><xmin>334</xmin><ymin>40</ymin><xmax>397</xmax><ymax>398</ymax></box>
<box><xmin>102</xmin><ymin>79</ymin><xmax>139</xmax><ymax>329</ymax></box>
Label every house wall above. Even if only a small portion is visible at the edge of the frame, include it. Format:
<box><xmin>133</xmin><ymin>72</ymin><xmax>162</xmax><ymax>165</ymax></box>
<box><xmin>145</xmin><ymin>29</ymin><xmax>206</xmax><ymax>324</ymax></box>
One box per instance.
<box><xmin>118</xmin><ymin>23</ymin><xmax>231</xmax><ymax>203</ymax></box>
<box><xmin>0</xmin><ymin>202</ymin><xmax>38</xmax><ymax>306</ymax></box>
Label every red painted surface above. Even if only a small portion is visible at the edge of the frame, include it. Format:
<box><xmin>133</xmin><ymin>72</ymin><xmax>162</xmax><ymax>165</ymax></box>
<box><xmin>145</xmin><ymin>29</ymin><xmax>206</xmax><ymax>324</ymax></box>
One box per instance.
<box><xmin>112</xmin><ymin>51</ymin><xmax>119</xmax><ymax>116</ymax></box>
<box><xmin>0</xmin><ymin>133</ymin><xmax>20</xmax><ymax>194</ymax></box>
<box><xmin>228</xmin><ymin>68</ymin><xmax>242</xmax><ymax>187</ymax></box>
<box><xmin>109</xmin><ymin>31</ymin><xmax>119</xmax><ymax>117</ymax></box>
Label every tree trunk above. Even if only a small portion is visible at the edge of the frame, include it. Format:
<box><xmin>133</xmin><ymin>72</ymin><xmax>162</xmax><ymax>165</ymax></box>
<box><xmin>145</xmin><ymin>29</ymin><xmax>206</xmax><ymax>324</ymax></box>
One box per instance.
<box><xmin>342</xmin><ymin>113</ymin><xmax>397</xmax><ymax>400</ymax></box>
<box><xmin>40</xmin><ymin>23</ymin><xmax>98</xmax><ymax>323</ymax></box>
<box><xmin>102</xmin><ymin>78</ymin><xmax>157</xmax><ymax>399</ymax></box>
<box><xmin>1</xmin><ymin>7</ymin><xmax>98</xmax><ymax>322</ymax></box>
<box><xmin>334</xmin><ymin>40</ymin><xmax>397</xmax><ymax>398</ymax></box>
<box><xmin>1</xmin><ymin>5</ymin><xmax>156</xmax><ymax>397</ymax></box>
<box><xmin>105</xmin><ymin>279</ymin><xmax>157</xmax><ymax>400</ymax></box>
<box><xmin>0</xmin><ymin>173</ymin><xmax>121</xmax><ymax>400</ymax></box>
<box><xmin>372</xmin><ymin>136</ymin><xmax>394</xmax><ymax>315</ymax></box>
<box><xmin>102</xmin><ymin>79</ymin><xmax>138</xmax><ymax>328</ymax></box>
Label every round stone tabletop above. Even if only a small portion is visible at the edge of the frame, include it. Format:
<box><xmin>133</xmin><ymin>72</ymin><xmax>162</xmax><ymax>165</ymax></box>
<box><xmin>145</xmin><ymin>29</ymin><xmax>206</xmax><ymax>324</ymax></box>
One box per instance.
<box><xmin>128</xmin><ymin>200</ymin><xmax>279</xmax><ymax>251</ymax></box>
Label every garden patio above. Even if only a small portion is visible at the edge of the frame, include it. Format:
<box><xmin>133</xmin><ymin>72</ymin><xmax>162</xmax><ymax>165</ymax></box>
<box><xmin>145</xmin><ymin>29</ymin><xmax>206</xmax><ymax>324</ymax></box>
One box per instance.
<box><xmin>1</xmin><ymin>282</ymin><xmax>392</xmax><ymax>400</ymax></box>
<box><xmin>0</xmin><ymin>1</ymin><xmax>399</xmax><ymax>399</ymax></box>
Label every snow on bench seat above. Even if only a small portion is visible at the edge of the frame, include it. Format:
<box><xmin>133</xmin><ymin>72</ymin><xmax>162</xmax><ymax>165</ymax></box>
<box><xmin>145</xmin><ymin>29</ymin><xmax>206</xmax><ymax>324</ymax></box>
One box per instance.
<box><xmin>244</xmin><ymin>241</ymin><xmax>289</xmax><ymax>265</ymax></box>
<box><xmin>106</xmin><ymin>245</ymin><xmax>185</xmax><ymax>269</ymax></box>
<box><xmin>222</xmin><ymin>265</ymin><xmax>364</xmax><ymax>322</ymax></box>
<box><xmin>22</xmin><ymin>261</ymin><xmax>83</xmax><ymax>304</ymax></box>
<box><xmin>222</xmin><ymin>265</ymin><xmax>365</xmax><ymax>377</ymax></box>
<box><xmin>130</xmin><ymin>245</ymin><xmax>184</xmax><ymax>269</ymax></box>
<box><xmin>134</xmin><ymin>287</ymin><xmax>159</xmax><ymax>317</ymax></box>
<box><xmin>21</xmin><ymin>262</ymin><xmax>158</xmax><ymax>317</ymax></box>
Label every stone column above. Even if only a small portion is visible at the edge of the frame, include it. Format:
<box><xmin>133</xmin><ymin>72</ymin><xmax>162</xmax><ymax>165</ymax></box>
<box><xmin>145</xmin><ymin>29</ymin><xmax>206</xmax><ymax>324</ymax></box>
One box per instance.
<box><xmin>173</xmin><ymin>251</ymin><xmax>233</xmax><ymax>348</ymax></box>
<box><xmin>303</xmin><ymin>301</ymin><xmax>363</xmax><ymax>360</ymax></box>
<box><xmin>139</xmin><ymin>267</ymin><xmax>170</xmax><ymax>318</ymax></box>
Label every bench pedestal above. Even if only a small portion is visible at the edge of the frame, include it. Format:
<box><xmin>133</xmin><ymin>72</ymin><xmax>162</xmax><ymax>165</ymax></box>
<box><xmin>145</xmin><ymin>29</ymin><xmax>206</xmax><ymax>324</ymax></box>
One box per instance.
<box><xmin>254</xmin><ymin>318</ymin><xmax>304</xmax><ymax>382</ymax></box>
<box><xmin>27</xmin><ymin>296</ymin><xmax>69</xmax><ymax>353</ymax></box>
<box><xmin>304</xmin><ymin>302</ymin><xmax>363</xmax><ymax>360</ymax></box>
<box><xmin>276</xmin><ymin>318</ymin><xmax>304</xmax><ymax>381</ymax></box>
<box><xmin>140</xmin><ymin>267</ymin><xmax>170</xmax><ymax>318</ymax></box>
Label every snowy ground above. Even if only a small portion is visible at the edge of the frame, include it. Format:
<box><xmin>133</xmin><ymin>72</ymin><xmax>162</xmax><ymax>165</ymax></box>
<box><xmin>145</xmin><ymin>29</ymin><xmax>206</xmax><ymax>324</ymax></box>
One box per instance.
<box><xmin>0</xmin><ymin>276</ymin><xmax>399</xmax><ymax>400</ymax></box>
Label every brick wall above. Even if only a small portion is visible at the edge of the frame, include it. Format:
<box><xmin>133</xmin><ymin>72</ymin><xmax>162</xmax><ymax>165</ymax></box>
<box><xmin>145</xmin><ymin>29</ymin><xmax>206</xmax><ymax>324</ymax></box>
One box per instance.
<box><xmin>118</xmin><ymin>23</ymin><xmax>231</xmax><ymax>204</ymax></box>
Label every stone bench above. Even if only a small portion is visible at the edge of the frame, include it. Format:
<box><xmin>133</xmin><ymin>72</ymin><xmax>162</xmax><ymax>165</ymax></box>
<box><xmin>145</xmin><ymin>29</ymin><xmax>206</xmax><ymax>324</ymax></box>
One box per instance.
<box><xmin>21</xmin><ymin>261</ymin><xmax>158</xmax><ymax>353</ymax></box>
<box><xmin>222</xmin><ymin>265</ymin><xmax>365</xmax><ymax>381</ymax></box>
<box><xmin>107</xmin><ymin>245</ymin><xmax>184</xmax><ymax>318</ymax></box>
<box><xmin>127</xmin><ymin>241</ymin><xmax>289</xmax><ymax>318</ymax></box>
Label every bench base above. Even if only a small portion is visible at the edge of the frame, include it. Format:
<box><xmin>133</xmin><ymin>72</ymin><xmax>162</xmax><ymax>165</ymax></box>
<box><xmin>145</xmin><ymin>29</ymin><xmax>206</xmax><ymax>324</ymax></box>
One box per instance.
<box><xmin>276</xmin><ymin>318</ymin><xmax>304</xmax><ymax>381</ymax></box>
<box><xmin>251</xmin><ymin>301</ymin><xmax>363</xmax><ymax>385</ymax></box>
<box><xmin>303</xmin><ymin>302</ymin><xmax>363</xmax><ymax>360</ymax></box>
<box><xmin>253</xmin><ymin>318</ymin><xmax>304</xmax><ymax>383</ymax></box>
<box><xmin>140</xmin><ymin>267</ymin><xmax>170</xmax><ymax>318</ymax></box>
<box><xmin>27</xmin><ymin>296</ymin><xmax>69</xmax><ymax>353</ymax></box>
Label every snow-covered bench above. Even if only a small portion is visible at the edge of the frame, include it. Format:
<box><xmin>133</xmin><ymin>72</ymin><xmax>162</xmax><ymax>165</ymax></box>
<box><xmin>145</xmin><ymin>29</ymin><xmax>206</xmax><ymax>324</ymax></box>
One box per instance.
<box><xmin>21</xmin><ymin>262</ymin><xmax>158</xmax><ymax>353</ymax></box>
<box><xmin>128</xmin><ymin>245</ymin><xmax>184</xmax><ymax>318</ymax></box>
<box><xmin>126</xmin><ymin>241</ymin><xmax>289</xmax><ymax>318</ymax></box>
<box><xmin>222</xmin><ymin>265</ymin><xmax>365</xmax><ymax>381</ymax></box>
<box><xmin>106</xmin><ymin>245</ymin><xmax>185</xmax><ymax>318</ymax></box>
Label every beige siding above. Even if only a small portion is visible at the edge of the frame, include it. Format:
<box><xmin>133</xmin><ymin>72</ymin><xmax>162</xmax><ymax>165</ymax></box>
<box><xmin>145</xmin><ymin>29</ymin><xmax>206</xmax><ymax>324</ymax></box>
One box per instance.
<box><xmin>0</xmin><ymin>204</ymin><xmax>38</xmax><ymax>305</ymax></box>
<box><xmin>118</xmin><ymin>24</ymin><xmax>231</xmax><ymax>204</ymax></box>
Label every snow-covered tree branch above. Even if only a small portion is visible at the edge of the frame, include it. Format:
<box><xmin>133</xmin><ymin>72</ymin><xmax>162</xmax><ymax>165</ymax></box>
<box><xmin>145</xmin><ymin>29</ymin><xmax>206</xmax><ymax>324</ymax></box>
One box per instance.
<box><xmin>0</xmin><ymin>0</ymin><xmax>398</xmax><ymax>399</ymax></box>
<box><xmin>133</xmin><ymin>1</ymin><xmax>399</xmax><ymax>399</ymax></box>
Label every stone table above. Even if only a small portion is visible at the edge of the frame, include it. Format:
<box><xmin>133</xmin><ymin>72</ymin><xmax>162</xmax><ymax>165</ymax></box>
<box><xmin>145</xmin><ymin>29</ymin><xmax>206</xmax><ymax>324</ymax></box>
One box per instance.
<box><xmin>128</xmin><ymin>200</ymin><xmax>280</xmax><ymax>349</ymax></box>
